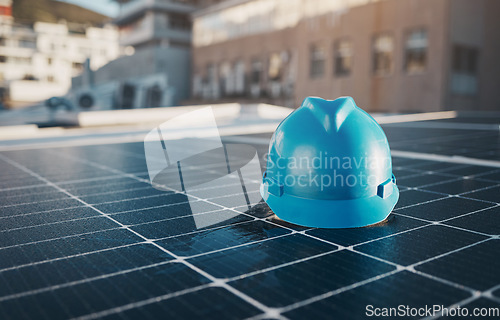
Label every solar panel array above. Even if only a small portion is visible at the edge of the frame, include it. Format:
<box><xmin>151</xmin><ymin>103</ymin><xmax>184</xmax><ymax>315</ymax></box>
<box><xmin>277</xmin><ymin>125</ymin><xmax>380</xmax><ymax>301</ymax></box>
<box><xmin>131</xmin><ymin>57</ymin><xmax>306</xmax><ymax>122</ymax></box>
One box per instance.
<box><xmin>0</xmin><ymin>120</ymin><xmax>499</xmax><ymax>319</ymax></box>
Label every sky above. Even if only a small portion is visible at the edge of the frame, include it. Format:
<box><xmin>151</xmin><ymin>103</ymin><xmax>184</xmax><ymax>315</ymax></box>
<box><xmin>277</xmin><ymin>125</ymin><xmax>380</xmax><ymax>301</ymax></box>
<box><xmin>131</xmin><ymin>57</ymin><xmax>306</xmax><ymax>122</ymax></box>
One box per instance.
<box><xmin>58</xmin><ymin>0</ymin><xmax>120</xmax><ymax>18</ymax></box>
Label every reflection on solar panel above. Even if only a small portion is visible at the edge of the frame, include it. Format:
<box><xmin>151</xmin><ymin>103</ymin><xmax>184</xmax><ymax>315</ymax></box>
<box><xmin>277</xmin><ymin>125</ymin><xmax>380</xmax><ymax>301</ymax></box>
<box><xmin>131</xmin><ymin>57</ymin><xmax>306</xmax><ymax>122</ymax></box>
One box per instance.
<box><xmin>0</xmin><ymin>115</ymin><xmax>499</xmax><ymax>320</ymax></box>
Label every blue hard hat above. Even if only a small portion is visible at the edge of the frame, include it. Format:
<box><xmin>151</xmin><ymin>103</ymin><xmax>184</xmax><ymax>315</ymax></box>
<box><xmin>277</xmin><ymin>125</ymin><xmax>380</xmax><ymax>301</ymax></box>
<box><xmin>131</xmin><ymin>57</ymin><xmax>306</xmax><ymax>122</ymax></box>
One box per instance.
<box><xmin>261</xmin><ymin>96</ymin><xmax>399</xmax><ymax>228</ymax></box>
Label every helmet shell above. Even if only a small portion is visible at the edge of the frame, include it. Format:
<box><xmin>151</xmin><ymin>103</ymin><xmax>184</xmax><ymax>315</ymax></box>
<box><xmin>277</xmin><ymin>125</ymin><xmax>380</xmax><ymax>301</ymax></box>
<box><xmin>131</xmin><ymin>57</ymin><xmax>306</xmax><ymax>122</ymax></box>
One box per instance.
<box><xmin>261</xmin><ymin>96</ymin><xmax>399</xmax><ymax>228</ymax></box>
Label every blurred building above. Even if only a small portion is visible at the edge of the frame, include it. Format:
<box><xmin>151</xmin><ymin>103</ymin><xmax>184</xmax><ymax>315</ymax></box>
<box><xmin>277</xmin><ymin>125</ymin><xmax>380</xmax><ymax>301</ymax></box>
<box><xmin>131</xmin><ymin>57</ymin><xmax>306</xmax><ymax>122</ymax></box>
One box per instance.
<box><xmin>0</xmin><ymin>0</ymin><xmax>120</xmax><ymax>108</ymax></box>
<box><xmin>191</xmin><ymin>0</ymin><xmax>500</xmax><ymax>111</ymax></box>
<box><xmin>71</xmin><ymin>0</ymin><xmax>223</xmax><ymax>110</ymax></box>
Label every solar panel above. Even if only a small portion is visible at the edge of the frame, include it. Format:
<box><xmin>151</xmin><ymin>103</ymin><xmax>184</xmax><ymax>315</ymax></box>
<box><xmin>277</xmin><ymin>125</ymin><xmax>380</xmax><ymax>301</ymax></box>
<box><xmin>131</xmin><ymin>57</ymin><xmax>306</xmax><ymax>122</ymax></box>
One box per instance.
<box><xmin>0</xmin><ymin>113</ymin><xmax>499</xmax><ymax>320</ymax></box>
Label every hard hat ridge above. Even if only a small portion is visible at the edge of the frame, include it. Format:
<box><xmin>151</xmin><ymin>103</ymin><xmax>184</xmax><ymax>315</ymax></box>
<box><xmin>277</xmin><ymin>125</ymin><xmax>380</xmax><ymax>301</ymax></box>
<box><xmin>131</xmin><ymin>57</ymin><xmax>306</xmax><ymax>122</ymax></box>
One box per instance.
<box><xmin>302</xmin><ymin>96</ymin><xmax>356</xmax><ymax>132</ymax></box>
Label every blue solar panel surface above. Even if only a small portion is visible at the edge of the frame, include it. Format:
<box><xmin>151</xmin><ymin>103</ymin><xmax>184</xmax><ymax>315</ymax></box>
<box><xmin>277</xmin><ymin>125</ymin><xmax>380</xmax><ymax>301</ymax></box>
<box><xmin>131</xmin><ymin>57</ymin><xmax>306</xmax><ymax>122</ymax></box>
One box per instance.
<box><xmin>0</xmin><ymin>119</ymin><xmax>499</xmax><ymax>319</ymax></box>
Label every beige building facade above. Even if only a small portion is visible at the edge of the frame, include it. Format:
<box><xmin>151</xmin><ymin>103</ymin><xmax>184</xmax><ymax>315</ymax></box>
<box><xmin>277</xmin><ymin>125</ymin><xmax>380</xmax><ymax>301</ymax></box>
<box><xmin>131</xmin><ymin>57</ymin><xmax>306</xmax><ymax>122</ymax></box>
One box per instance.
<box><xmin>0</xmin><ymin>0</ymin><xmax>123</xmax><ymax>109</ymax></box>
<box><xmin>191</xmin><ymin>0</ymin><xmax>500</xmax><ymax>112</ymax></box>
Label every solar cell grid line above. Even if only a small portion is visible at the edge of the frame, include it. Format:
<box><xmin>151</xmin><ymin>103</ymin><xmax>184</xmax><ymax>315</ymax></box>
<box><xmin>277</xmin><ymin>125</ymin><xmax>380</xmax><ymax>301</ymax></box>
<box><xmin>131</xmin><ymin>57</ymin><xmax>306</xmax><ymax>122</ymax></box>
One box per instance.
<box><xmin>458</xmin><ymin>182</ymin><xmax>500</xmax><ymax>196</ymax></box>
<box><xmin>73</xmin><ymin>283</ymin><xmax>217</xmax><ymax>320</ymax></box>
<box><xmin>0</xmin><ymin>217</ymin><xmax>260</xmax><ymax>273</ymax></box>
<box><xmin>423</xmin><ymin>187</ymin><xmax>500</xmax><ymax>206</ymax></box>
<box><xmin>354</xmin><ymin>234</ymin><xmax>492</xmax><ymax>277</ymax></box>
<box><xmin>122</xmin><ymin>208</ymin><xmax>243</xmax><ymax>230</ymax></box>
<box><xmin>444</xmin><ymin>206</ymin><xmax>500</xmax><ymax>236</ymax></box>
<box><xmin>0</xmin><ymin>225</ymin><xmax>126</xmax><ymax>252</ymax></box>
<box><xmin>157</xmin><ymin>222</ymin><xmax>293</xmax><ymax>259</ymax></box>
<box><xmin>391</xmin><ymin>193</ymin><xmax>452</xmax><ymax>211</ymax></box>
<box><xmin>0</xmin><ymin>175</ymin><xmax>139</xmax><ymax>196</ymax></box>
<box><xmin>0</xmin><ymin>222</ymin><xmax>302</xmax><ymax>308</ymax></box>
<box><xmin>0</xmin><ymin>185</ymin><xmax>63</xmax><ymax>197</ymax></box>
<box><xmin>246</xmin><ymin>260</ymin><xmax>470</xmax><ymax>318</ymax></box>
<box><xmin>347</xmin><ymin>225</ymin><xmax>498</xmax><ymax>271</ymax></box>
<box><xmin>279</xmin><ymin>272</ymin><xmax>475</xmax><ymax>320</ymax></box>
<box><xmin>0</xmin><ymin>153</ymin><xmax>275</xmax><ymax>318</ymax></box>
<box><xmin>234</xmin><ymin>236</ymin><xmax>491</xmax><ymax>317</ymax></box>
<box><xmin>0</xmin><ymin>211</ymin><xmax>104</xmax><ymax>234</ymax></box>
<box><xmin>397</xmin><ymin>175</ymin><xmax>467</xmax><ymax>189</ymax></box>
<box><xmin>43</xmin><ymin>148</ymin><xmax>500</xmax><ymax>278</ymax></box>
<box><xmin>487</xmin><ymin>284</ymin><xmax>500</xmax><ymax>298</ymax></box>
<box><xmin>401</xmin><ymin>186</ymin><xmax>499</xmax><ymax>207</ymax></box>
<box><xmin>0</xmin><ymin>134</ymin><xmax>498</xmax><ymax>316</ymax></box>
<box><xmin>41</xmin><ymin>148</ymin><xmax>287</xmax><ymax>229</ymax></box>
<box><xmin>0</xmin><ymin>195</ymin><xmax>75</xmax><ymax>209</ymax></box>
<box><xmin>3</xmin><ymin>144</ymin><xmax>496</xmax><ymax>230</ymax></box>
<box><xmin>391</xmin><ymin>210</ymin><xmax>499</xmax><ymax>238</ymax></box>
<box><xmin>392</xmin><ymin>196</ymin><xmax>497</xmax><ymax>222</ymax></box>
<box><xmin>38</xmin><ymin>148</ymin><xmax>329</xmax><ymax>246</ymax></box>
<box><xmin>0</xmin><ymin>259</ymin><xmax>176</xmax><ymax>304</ymax></box>
<box><xmin>0</xmin><ymin>244</ymin><xmax>174</xmax><ymax>301</ymax></box>
<box><xmin>140</xmin><ymin>224</ymin><xmax>472</xmax><ymax>312</ymax></box>
<box><xmin>54</xmin><ymin>174</ymin><xmax>146</xmax><ymax>187</ymax></box>
<box><xmin>414</xmin><ymin>240</ymin><xmax>500</xmax><ymax>292</ymax></box>
<box><xmin>0</xmin><ymin>204</ymin><xmax>90</xmax><ymax>221</ymax></box>
<box><xmin>43</xmin><ymin>148</ymin><xmax>320</xmax><ymax>240</ymax></box>
<box><xmin>396</xmin><ymin>168</ymin><xmax>464</xmax><ymax>178</ymax></box>
<box><xmin>387</xmin><ymin>130</ymin><xmax>491</xmax><ymax>147</ymax></box>
<box><xmin>274</xmin><ymin>268</ymin><xmax>405</xmax><ymax>313</ymax></box>
<box><xmin>278</xmin><ymin>224</ymin><xmax>483</xmax><ymax>290</ymax></box>
<box><xmin>0</xmin><ymin>241</ymin><xmax>150</xmax><ymax>273</ymax></box>
<box><xmin>463</xmin><ymin>174</ymin><xmax>500</xmax><ymax>185</ymax></box>
<box><xmin>426</xmin><ymin>181</ymin><xmax>500</xmax><ymax>197</ymax></box>
<box><xmin>0</xmin><ymin>194</ymin><xmax>242</xmax><ymax>241</ymax></box>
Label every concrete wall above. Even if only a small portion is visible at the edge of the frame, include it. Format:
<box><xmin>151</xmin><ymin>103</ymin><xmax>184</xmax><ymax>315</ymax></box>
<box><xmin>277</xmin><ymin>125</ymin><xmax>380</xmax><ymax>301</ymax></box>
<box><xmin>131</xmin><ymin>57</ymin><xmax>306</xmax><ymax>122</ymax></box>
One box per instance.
<box><xmin>72</xmin><ymin>45</ymin><xmax>191</xmax><ymax>108</ymax></box>
<box><xmin>192</xmin><ymin>0</ymin><xmax>450</xmax><ymax>112</ymax></box>
<box><xmin>293</xmin><ymin>0</ymin><xmax>449</xmax><ymax>112</ymax></box>
<box><xmin>480</xmin><ymin>0</ymin><xmax>500</xmax><ymax>111</ymax></box>
<box><xmin>445</xmin><ymin>0</ymin><xmax>500</xmax><ymax>111</ymax></box>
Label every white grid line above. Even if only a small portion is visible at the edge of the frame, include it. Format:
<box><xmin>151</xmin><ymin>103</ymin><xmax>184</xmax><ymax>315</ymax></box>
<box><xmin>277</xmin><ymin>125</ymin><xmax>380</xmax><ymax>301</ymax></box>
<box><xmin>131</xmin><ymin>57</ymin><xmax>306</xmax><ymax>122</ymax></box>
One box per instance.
<box><xmin>0</xmin><ymin>153</ymin><xmax>274</xmax><ymax>315</ymax></box>
<box><xmin>0</xmin><ymin>139</ymin><xmax>499</xmax><ymax>318</ymax></box>
<box><xmin>48</xmin><ymin>147</ymin><xmax>500</xmax><ymax>318</ymax></box>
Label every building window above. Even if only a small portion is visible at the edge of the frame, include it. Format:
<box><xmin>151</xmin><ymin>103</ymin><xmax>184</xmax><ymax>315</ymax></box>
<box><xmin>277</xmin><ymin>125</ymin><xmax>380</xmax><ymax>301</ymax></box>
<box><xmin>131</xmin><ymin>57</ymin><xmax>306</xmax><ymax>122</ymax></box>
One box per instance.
<box><xmin>47</xmin><ymin>58</ymin><xmax>52</xmax><ymax>65</ymax></box>
<box><xmin>373</xmin><ymin>34</ymin><xmax>394</xmax><ymax>76</ymax></box>
<box><xmin>72</xmin><ymin>62</ymin><xmax>83</xmax><ymax>72</ymax></box>
<box><xmin>169</xmin><ymin>13</ymin><xmax>191</xmax><ymax>30</ymax></box>
<box><xmin>451</xmin><ymin>45</ymin><xmax>479</xmax><ymax>96</ymax></box>
<box><xmin>19</xmin><ymin>39</ymin><xmax>36</xmax><ymax>49</ymax></box>
<box><xmin>205</xmin><ymin>63</ymin><xmax>219</xmax><ymax>99</ymax></box>
<box><xmin>251</xmin><ymin>60</ymin><xmax>262</xmax><ymax>85</ymax></box>
<box><xmin>334</xmin><ymin>39</ymin><xmax>353</xmax><ymax>76</ymax></box>
<box><xmin>22</xmin><ymin>74</ymin><xmax>36</xmax><ymax>81</ymax></box>
<box><xmin>268</xmin><ymin>53</ymin><xmax>283</xmax><ymax>82</ymax></box>
<box><xmin>310</xmin><ymin>44</ymin><xmax>326</xmax><ymax>78</ymax></box>
<box><xmin>250</xmin><ymin>59</ymin><xmax>262</xmax><ymax>98</ymax></box>
<box><xmin>453</xmin><ymin>45</ymin><xmax>478</xmax><ymax>75</ymax></box>
<box><xmin>234</xmin><ymin>61</ymin><xmax>245</xmax><ymax>94</ymax></box>
<box><xmin>13</xmin><ymin>57</ymin><xmax>31</xmax><ymax>65</ymax></box>
<box><xmin>207</xmin><ymin>63</ymin><xmax>216</xmax><ymax>84</ymax></box>
<box><xmin>220</xmin><ymin>62</ymin><xmax>233</xmax><ymax>96</ymax></box>
<box><xmin>47</xmin><ymin>75</ymin><xmax>55</xmax><ymax>82</ymax></box>
<box><xmin>404</xmin><ymin>29</ymin><xmax>428</xmax><ymax>74</ymax></box>
<box><xmin>0</xmin><ymin>56</ymin><xmax>6</xmax><ymax>63</ymax></box>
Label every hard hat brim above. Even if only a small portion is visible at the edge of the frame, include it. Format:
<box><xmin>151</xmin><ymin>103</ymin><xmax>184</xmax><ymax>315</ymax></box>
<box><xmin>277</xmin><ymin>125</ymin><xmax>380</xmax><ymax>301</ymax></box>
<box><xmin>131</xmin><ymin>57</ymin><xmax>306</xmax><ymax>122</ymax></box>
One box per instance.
<box><xmin>260</xmin><ymin>184</ymin><xmax>399</xmax><ymax>229</ymax></box>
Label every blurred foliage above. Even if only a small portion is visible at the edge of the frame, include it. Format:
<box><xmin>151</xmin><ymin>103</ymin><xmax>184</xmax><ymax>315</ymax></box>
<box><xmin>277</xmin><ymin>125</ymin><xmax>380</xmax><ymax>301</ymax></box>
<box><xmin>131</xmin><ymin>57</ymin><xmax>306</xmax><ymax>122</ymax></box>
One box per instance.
<box><xmin>12</xmin><ymin>0</ymin><xmax>110</xmax><ymax>26</ymax></box>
